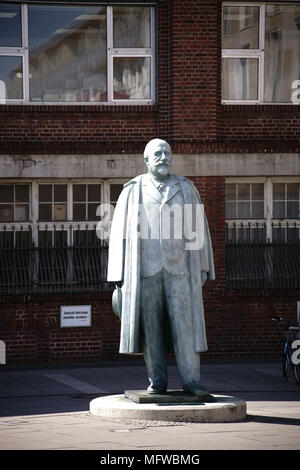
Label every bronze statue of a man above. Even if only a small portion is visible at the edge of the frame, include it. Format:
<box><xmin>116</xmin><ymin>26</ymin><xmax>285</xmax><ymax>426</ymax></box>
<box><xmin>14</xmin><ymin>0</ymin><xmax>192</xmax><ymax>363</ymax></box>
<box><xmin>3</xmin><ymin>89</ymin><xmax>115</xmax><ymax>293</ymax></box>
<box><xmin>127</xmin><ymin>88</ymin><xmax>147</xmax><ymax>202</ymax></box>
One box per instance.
<box><xmin>107</xmin><ymin>138</ymin><xmax>215</xmax><ymax>397</ymax></box>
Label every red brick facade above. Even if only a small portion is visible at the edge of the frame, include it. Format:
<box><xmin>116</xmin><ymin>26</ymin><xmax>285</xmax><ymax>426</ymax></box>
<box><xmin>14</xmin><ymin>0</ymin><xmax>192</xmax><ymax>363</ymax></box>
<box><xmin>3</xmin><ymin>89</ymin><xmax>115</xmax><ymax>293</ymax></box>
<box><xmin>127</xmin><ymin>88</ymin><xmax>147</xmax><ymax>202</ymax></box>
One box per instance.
<box><xmin>0</xmin><ymin>0</ymin><xmax>299</xmax><ymax>364</ymax></box>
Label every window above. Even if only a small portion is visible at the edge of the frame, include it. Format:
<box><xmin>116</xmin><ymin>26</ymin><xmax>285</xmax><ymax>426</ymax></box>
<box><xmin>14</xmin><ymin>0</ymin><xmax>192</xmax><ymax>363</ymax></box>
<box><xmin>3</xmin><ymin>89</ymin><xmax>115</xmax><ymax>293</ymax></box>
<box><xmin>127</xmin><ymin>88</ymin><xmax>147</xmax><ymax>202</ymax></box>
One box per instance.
<box><xmin>73</xmin><ymin>184</ymin><xmax>102</xmax><ymax>221</ymax></box>
<box><xmin>226</xmin><ymin>178</ymin><xmax>300</xmax><ymax>289</ymax></box>
<box><xmin>273</xmin><ymin>183</ymin><xmax>300</xmax><ymax>219</ymax></box>
<box><xmin>0</xmin><ymin>179</ymin><xmax>126</xmax><ymax>295</ymax></box>
<box><xmin>222</xmin><ymin>3</ymin><xmax>300</xmax><ymax>103</ymax></box>
<box><xmin>226</xmin><ymin>182</ymin><xmax>264</xmax><ymax>219</ymax></box>
<box><xmin>39</xmin><ymin>184</ymin><xmax>67</xmax><ymax>221</ymax></box>
<box><xmin>0</xmin><ymin>3</ymin><xmax>155</xmax><ymax>104</ymax></box>
<box><xmin>0</xmin><ymin>184</ymin><xmax>30</xmax><ymax>222</ymax></box>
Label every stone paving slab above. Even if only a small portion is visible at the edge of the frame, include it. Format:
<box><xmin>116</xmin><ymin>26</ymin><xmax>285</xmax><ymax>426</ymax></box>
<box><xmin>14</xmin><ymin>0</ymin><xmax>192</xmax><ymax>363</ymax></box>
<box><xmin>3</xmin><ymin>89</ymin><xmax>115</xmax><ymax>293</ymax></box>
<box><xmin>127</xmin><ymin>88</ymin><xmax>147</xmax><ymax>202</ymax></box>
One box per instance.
<box><xmin>0</xmin><ymin>359</ymin><xmax>300</xmax><ymax>451</ymax></box>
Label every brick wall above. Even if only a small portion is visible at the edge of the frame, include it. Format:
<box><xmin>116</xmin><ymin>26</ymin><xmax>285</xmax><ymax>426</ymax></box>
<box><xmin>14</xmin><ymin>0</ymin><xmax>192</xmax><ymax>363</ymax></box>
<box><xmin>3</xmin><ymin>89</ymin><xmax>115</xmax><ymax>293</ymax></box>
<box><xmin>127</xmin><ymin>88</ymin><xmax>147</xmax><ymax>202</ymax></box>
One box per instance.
<box><xmin>0</xmin><ymin>293</ymin><xmax>121</xmax><ymax>363</ymax></box>
<box><xmin>0</xmin><ymin>0</ymin><xmax>299</xmax><ymax>155</ymax></box>
<box><xmin>0</xmin><ymin>0</ymin><xmax>299</xmax><ymax>363</ymax></box>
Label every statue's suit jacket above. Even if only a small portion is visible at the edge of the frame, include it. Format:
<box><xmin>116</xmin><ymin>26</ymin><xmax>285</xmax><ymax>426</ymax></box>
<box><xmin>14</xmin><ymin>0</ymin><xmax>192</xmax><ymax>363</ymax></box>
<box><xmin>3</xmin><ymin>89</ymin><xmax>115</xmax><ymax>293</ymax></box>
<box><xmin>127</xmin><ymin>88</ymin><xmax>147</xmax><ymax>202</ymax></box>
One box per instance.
<box><xmin>139</xmin><ymin>173</ymin><xmax>190</xmax><ymax>278</ymax></box>
<box><xmin>107</xmin><ymin>174</ymin><xmax>215</xmax><ymax>354</ymax></box>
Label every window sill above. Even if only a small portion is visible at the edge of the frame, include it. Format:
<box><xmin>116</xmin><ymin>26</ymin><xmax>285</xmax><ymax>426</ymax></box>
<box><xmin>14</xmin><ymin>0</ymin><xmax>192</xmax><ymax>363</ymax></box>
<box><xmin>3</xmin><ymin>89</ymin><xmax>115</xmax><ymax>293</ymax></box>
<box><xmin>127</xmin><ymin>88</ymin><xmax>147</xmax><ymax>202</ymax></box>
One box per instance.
<box><xmin>0</xmin><ymin>103</ymin><xmax>159</xmax><ymax>113</ymax></box>
<box><xmin>222</xmin><ymin>103</ymin><xmax>300</xmax><ymax>112</ymax></box>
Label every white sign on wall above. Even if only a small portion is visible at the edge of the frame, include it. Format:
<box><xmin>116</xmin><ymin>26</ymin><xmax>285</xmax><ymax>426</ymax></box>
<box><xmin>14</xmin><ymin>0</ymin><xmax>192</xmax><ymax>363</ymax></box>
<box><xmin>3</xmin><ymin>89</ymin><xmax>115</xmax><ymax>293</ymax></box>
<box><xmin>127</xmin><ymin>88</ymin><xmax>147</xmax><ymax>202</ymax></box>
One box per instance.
<box><xmin>60</xmin><ymin>305</ymin><xmax>91</xmax><ymax>328</ymax></box>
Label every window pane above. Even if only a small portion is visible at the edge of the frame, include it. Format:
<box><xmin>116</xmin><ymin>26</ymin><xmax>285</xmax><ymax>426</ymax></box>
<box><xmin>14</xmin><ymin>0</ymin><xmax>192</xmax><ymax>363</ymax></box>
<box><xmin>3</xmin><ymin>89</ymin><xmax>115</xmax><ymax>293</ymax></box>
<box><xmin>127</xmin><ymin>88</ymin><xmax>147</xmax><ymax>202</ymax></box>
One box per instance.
<box><xmin>88</xmin><ymin>184</ymin><xmax>101</xmax><ymax>202</ymax></box>
<box><xmin>73</xmin><ymin>185</ymin><xmax>86</xmax><ymax>202</ymax></box>
<box><xmin>39</xmin><ymin>204</ymin><xmax>52</xmax><ymax>221</ymax></box>
<box><xmin>0</xmin><ymin>56</ymin><xmax>23</xmax><ymax>100</ymax></box>
<box><xmin>238</xmin><ymin>183</ymin><xmax>250</xmax><ymax>201</ymax></box>
<box><xmin>0</xmin><ymin>3</ymin><xmax>22</xmax><ymax>47</ymax></box>
<box><xmin>88</xmin><ymin>203</ymin><xmax>99</xmax><ymax>220</ymax></box>
<box><xmin>113</xmin><ymin>57</ymin><xmax>151</xmax><ymax>100</ymax></box>
<box><xmin>273</xmin><ymin>183</ymin><xmax>285</xmax><ymax>200</ymax></box>
<box><xmin>0</xmin><ymin>185</ymin><xmax>13</xmax><ymax>203</ymax></box>
<box><xmin>113</xmin><ymin>6</ymin><xmax>151</xmax><ymax>48</ymax></box>
<box><xmin>222</xmin><ymin>6</ymin><xmax>259</xmax><ymax>49</ymax></box>
<box><xmin>252</xmin><ymin>183</ymin><xmax>264</xmax><ymax>200</ymax></box>
<box><xmin>54</xmin><ymin>184</ymin><xmax>67</xmax><ymax>202</ymax></box>
<box><xmin>15</xmin><ymin>204</ymin><xmax>29</xmax><ymax>221</ymax></box>
<box><xmin>226</xmin><ymin>201</ymin><xmax>236</xmax><ymax>219</ymax></box>
<box><xmin>0</xmin><ymin>204</ymin><xmax>13</xmax><ymax>221</ymax></box>
<box><xmin>15</xmin><ymin>185</ymin><xmax>29</xmax><ymax>203</ymax></box>
<box><xmin>273</xmin><ymin>201</ymin><xmax>285</xmax><ymax>218</ymax></box>
<box><xmin>39</xmin><ymin>185</ymin><xmax>52</xmax><ymax>202</ymax></box>
<box><xmin>237</xmin><ymin>202</ymin><xmax>250</xmax><ymax>219</ymax></box>
<box><xmin>225</xmin><ymin>183</ymin><xmax>236</xmax><ymax>201</ymax></box>
<box><xmin>110</xmin><ymin>184</ymin><xmax>123</xmax><ymax>202</ymax></box>
<box><xmin>264</xmin><ymin>5</ymin><xmax>300</xmax><ymax>103</ymax></box>
<box><xmin>252</xmin><ymin>201</ymin><xmax>264</xmax><ymax>218</ymax></box>
<box><xmin>54</xmin><ymin>203</ymin><xmax>67</xmax><ymax>220</ymax></box>
<box><xmin>287</xmin><ymin>201</ymin><xmax>299</xmax><ymax>218</ymax></box>
<box><xmin>222</xmin><ymin>58</ymin><xmax>258</xmax><ymax>100</ymax></box>
<box><xmin>287</xmin><ymin>183</ymin><xmax>299</xmax><ymax>200</ymax></box>
<box><xmin>28</xmin><ymin>5</ymin><xmax>107</xmax><ymax>102</ymax></box>
<box><xmin>73</xmin><ymin>203</ymin><xmax>86</xmax><ymax>221</ymax></box>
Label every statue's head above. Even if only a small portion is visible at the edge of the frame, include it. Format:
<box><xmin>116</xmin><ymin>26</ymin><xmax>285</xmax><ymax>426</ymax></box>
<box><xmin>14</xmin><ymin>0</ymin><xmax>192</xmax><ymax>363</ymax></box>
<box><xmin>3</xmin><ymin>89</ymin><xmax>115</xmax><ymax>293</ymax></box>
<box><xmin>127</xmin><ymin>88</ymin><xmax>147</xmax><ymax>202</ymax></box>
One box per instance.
<box><xmin>144</xmin><ymin>138</ymin><xmax>172</xmax><ymax>180</ymax></box>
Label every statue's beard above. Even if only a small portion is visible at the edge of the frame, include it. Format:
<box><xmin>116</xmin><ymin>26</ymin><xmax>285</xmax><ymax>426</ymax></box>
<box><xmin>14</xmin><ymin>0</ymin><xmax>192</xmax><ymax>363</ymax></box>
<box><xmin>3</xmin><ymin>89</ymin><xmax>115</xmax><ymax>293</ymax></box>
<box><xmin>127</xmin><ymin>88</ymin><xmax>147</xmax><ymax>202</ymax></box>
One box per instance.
<box><xmin>152</xmin><ymin>164</ymin><xmax>170</xmax><ymax>176</ymax></box>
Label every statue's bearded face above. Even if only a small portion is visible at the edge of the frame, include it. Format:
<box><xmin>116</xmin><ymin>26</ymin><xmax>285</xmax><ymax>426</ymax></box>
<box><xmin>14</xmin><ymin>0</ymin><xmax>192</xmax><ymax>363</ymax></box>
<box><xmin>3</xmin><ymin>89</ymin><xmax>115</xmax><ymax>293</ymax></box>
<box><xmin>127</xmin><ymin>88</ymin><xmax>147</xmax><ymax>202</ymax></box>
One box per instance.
<box><xmin>145</xmin><ymin>141</ymin><xmax>172</xmax><ymax>180</ymax></box>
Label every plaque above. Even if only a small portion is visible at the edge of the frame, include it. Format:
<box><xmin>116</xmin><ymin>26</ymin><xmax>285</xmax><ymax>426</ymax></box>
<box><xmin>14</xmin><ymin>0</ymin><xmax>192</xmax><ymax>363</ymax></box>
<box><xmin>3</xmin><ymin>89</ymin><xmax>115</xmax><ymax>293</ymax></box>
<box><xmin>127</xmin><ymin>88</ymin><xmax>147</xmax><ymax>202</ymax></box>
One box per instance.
<box><xmin>60</xmin><ymin>305</ymin><xmax>91</xmax><ymax>328</ymax></box>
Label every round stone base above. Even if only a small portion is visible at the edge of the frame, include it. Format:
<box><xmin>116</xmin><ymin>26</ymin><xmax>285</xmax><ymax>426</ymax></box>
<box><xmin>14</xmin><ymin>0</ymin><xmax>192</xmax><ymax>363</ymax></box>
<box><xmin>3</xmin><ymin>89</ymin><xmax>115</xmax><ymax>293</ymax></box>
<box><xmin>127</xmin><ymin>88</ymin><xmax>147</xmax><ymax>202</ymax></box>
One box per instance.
<box><xmin>89</xmin><ymin>394</ymin><xmax>246</xmax><ymax>423</ymax></box>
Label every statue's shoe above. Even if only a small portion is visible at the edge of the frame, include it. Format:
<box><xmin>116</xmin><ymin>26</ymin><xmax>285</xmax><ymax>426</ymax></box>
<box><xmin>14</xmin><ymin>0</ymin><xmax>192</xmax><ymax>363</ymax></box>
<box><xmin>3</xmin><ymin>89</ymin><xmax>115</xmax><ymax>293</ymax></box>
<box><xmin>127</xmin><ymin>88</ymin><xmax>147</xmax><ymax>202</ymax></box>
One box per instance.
<box><xmin>183</xmin><ymin>385</ymin><xmax>212</xmax><ymax>399</ymax></box>
<box><xmin>147</xmin><ymin>384</ymin><xmax>167</xmax><ymax>394</ymax></box>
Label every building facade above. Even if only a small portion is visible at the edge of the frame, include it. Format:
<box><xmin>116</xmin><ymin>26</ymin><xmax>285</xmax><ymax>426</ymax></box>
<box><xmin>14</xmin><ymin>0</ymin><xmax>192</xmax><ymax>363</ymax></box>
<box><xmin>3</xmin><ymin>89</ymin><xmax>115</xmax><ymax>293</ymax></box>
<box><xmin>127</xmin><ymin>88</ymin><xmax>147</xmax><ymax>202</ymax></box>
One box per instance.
<box><xmin>0</xmin><ymin>0</ymin><xmax>299</xmax><ymax>363</ymax></box>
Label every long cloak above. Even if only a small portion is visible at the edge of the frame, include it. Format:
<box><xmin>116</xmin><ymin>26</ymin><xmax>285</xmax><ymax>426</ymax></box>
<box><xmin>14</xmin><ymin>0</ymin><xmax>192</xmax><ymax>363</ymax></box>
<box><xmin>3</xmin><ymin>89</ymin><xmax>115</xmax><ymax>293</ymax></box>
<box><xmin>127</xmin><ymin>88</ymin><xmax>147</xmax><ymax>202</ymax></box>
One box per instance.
<box><xmin>107</xmin><ymin>174</ymin><xmax>215</xmax><ymax>354</ymax></box>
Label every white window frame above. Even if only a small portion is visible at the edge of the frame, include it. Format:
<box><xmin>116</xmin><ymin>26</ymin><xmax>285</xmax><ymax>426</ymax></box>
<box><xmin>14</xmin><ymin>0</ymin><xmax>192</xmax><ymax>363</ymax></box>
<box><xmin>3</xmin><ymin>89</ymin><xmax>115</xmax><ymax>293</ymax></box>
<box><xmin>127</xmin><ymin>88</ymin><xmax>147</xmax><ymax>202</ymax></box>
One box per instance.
<box><xmin>107</xmin><ymin>6</ymin><xmax>156</xmax><ymax>105</ymax></box>
<box><xmin>226</xmin><ymin>177</ymin><xmax>300</xmax><ymax>242</ymax></box>
<box><xmin>0</xmin><ymin>181</ymin><xmax>31</xmax><ymax>223</ymax></box>
<box><xmin>222</xmin><ymin>2</ymin><xmax>299</xmax><ymax>105</ymax></box>
<box><xmin>0</xmin><ymin>3</ymin><xmax>156</xmax><ymax>106</ymax></box>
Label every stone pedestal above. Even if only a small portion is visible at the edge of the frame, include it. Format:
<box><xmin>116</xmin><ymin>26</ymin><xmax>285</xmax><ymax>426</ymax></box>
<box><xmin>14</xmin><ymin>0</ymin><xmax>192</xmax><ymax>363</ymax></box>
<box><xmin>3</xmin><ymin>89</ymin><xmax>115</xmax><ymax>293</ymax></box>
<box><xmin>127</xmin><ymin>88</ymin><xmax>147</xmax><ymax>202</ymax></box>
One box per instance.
<box><xmin>89</xmin><ymin>390</ymin><xmax>246</xmax><ymax>423</ymax></box>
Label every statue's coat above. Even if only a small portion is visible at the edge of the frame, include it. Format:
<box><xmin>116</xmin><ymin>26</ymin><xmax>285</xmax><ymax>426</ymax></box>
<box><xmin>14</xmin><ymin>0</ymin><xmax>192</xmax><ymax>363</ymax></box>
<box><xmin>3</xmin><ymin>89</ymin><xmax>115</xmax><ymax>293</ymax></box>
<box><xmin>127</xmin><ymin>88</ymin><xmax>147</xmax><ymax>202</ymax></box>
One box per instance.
<box><xmin>107</xmin><ymin>174</ymin><xmax>215</xmax><ymax>354</ymax></box>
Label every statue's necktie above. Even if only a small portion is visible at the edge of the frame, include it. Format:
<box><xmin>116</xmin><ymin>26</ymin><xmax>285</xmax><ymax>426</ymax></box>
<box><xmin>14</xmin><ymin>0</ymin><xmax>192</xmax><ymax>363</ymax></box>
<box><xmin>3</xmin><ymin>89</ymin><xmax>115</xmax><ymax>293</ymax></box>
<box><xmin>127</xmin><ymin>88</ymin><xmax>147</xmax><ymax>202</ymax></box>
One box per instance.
<box><xmin>158</xmin><ymin>183</ymin><xmax>168</xmax><ymax>198</ymax></box>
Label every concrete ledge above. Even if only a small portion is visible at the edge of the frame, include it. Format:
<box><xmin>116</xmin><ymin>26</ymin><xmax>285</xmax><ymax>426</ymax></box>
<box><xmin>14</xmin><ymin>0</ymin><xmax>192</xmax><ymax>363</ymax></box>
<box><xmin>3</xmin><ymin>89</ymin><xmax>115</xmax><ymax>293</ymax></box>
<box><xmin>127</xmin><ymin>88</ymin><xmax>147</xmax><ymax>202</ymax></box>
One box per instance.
<box><xmin>89</xmin><ymin>394</ymin><xmax>247</xmax><ymax>423</ymax></box>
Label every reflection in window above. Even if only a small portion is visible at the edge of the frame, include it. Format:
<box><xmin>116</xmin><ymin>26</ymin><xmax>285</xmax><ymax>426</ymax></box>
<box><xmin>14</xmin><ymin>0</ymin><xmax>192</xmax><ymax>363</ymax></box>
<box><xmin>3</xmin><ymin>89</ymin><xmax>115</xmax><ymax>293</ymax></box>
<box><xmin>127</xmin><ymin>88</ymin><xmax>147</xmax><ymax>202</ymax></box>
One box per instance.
<box><xmin>264</xmin><ymin>4</ymin><xmax>300</xmax><ymax>103</ymax></box>
<box><xmin>113</xmin><ymin>6</ymin><xmax>151</xmax><ymax>48</ymax></box>
<box><xmin>222</xmin><ymin>6</ymin><xmax>260</xmax><ymax>49</ymax></box>
<box><xmin>28</xmin><ymin>5</ymin><xmax>107</xmax><ymax>102</ymax></box>
<box><xmin>222</xmin><ymin>58</ymin><xmax>258</xmax><ymax>100</ymax></box>
<box><xmin>0</xmin><ymin>56</ymin><xmax>23</xmax><ymax>100</ymax></box>
<box><xmin>0</xmin><ymin>2</ymin><xmax>22</xmax><ymax>47</ymax></box>
<box><xmin>113</xmin><ymin>57</ymin><xmax>151</xmax><ymax>100</ymax></box>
